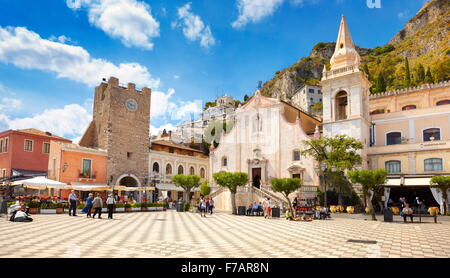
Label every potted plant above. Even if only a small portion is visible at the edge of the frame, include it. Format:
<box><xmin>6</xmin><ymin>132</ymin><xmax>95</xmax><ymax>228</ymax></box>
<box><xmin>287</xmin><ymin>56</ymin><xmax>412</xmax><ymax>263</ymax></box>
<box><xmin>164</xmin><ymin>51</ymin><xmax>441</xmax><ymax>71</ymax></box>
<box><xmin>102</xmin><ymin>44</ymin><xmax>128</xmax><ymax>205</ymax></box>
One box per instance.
<box><xmin>124</xmin><ymin>203</ymin><xmax>132</xmax><ymax>212</ymax></box>
<box><xmin>346</xmin><ymin>206</ymin><xmax>355</xmax><ymax>214</ymax></box>
<box><xmin>330</xmin><ymin>205</ymin><xmax>337</xmax><ymax>213</ymax></box>
<box><xmin>40</xmin><ymin>203</ymin><xmax>56</xmax><ymax>214</ymax></box>
<box><xmin>54</xmin><ymin>203</ymin><xmax>65</xmax><ymax>214</ymax></box>
<box><xmin>115</xmin><ymin>202</ymin><xmax>125</xmax><ymax>213</ymax></box>
<box><xmin>27</xmin><ymin>201</ymin><xmax>41</xmax><ymax>214</ymax></box>
<box><xmin>131</xmin><ymin>203</ymin><xmax>141</xmax><ymax>212</ymax></box>
<box><xmin>391</xmin><ymin>207</ymin><xmax>400</xmax><ymax>215</ymax></box>
<box><xmin>102</xmin><ymin>203</ymin><xmax>108</xmax><ymax>213</ymax></box>
<box><xmin>428</xmin><ymin>207</ymin><xmax>439</xmax><ymax>216</ymax></box>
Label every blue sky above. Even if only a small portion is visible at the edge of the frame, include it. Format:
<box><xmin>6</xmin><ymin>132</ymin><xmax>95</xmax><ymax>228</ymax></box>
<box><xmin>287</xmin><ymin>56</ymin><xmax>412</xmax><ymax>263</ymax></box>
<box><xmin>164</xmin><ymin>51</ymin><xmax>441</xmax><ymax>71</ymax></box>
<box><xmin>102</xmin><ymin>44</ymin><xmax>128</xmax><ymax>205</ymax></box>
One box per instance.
<box><xmin>0</xmin><ymin>0</ymin><xmax>427</xmax><ymax>141</ymax></box>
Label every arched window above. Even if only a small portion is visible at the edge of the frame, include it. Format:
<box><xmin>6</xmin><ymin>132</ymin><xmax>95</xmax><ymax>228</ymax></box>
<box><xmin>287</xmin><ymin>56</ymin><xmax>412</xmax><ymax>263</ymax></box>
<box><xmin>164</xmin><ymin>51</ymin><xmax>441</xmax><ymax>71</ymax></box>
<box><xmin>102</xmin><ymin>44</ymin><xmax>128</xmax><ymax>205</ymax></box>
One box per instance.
<box><xmin>222</xmin><ymin>156</ymin><xmax>228</xmax><ymax>167</ymax></box>
<box><xmin>335</xmin><ymin>91</ymin><xmax>348</xmax><ymax>120</ymax></box>
<box><xmin>424</xmin><ymin>158</ymin><xmax>443</xmax><ymax>172</ymax></box>
<box><xmin>178</xmin><ymin>165</ymin><xmax>184</xmax><ymax>175</ymax></box>
<box><xmin>200</xmin><ymin>168</ymin><xmax>206</xmax><ymax>178</ymax></box>
<box><xmin>370</xmin><ymin>109</ymin><xmax>385</xmax><ymax>115</ymax></box>
<box><xmin>293</xmin><ymin>150</ymin><xmax>301</xmax><ymax>161</ymax></box>
<box><xmin>152</xmin><ymin>162</ymin><xmax>160</xmax><ymax>173</ymax></box>
<box><xmin>402</xmin><ymin>105</ymin><xmax>416</xmax><ymax>111</ymax></box>
<box><xmin>436</xmin><ymin>100</ymin><xmax>450</xmax><ymax>106</ymax></box>
<box><xmin>166</xmin><ymin>164</ymin><xmax>172</xmax><ymax>175</ymax></box>
<box><xmin>423</xmin><ymin>128</ymin><xmax>441</xmax><ymax>142</ymax></box>
<box><xmin>386</xmin><ymin>132</ymin><xmax>402</xmax><ymax>145</ymax></box>
<box><xmin>385</xmin><ymin>161</ymin><xmax>401</xmax><ymax>173</ymax></box>
<box><xmin>189</xmin><ymin>167</ymin><xmax>195</xmax><ymax>175</ymax></box>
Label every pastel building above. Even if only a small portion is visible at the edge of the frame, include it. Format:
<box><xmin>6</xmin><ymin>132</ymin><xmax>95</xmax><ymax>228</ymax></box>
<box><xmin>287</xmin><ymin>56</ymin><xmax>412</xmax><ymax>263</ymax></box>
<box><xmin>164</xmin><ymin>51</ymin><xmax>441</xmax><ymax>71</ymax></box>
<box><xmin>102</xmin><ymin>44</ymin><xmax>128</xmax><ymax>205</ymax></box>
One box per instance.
<box><xmin>0</xmin><ymin>128</ymin><xmax>71</xmax><ymax>182</ymax></box>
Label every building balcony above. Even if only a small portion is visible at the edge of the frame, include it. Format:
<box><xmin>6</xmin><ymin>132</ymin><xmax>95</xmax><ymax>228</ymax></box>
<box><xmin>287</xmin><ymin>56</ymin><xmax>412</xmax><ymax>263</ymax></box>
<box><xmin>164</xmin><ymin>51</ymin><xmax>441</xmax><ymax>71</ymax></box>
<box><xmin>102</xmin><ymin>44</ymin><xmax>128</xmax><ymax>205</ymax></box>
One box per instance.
<box><xmin>368</xmin><ymin>139</ymin><xmax>450</xmax><ymax>155</ymax></box>
<box><xmin>78</xmin><ymin>171</ymin><xmax>97</xmax><ymax>180</ymax></box>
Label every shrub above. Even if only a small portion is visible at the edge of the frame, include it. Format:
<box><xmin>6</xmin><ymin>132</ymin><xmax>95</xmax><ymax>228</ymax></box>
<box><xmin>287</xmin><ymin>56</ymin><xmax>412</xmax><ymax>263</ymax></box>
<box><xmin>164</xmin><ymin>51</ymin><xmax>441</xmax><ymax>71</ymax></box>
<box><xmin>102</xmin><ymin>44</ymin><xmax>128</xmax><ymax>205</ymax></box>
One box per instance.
<box><xmin>115</xmin><ymin>203</ymin><xmax>125</xmax><ymax>208</ymax></box>
<box><xmin>6</xmin><ymin>201</ymin><xmax>16</xmax><ymax>207</ymax></box>
<box><xmin>124</xmin><ymin>203</ymin><xmax>132</xmax><ymax>208</ymax></box>
<box><xmin>130</xmin><ymin>203</ymin><xmax>141</xmax><ymax>208</ymax></box>
<box><xmin>27</xmin><ymin>201</ymin><xmax>40</xmax><ymax>208</ymax></box>
<box><xmin>184</xmin><ymin>203</ymin><xmax>190</xmax><ymax>211</ymax></box>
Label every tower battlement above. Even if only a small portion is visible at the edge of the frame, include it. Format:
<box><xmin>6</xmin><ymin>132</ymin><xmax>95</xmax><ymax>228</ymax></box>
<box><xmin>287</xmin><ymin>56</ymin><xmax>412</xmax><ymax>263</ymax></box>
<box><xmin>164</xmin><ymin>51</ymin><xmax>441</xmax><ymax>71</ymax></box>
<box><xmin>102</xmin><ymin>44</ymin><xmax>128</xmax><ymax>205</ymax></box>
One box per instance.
<box><xmin>105</xmin><ymin>76</ymin><xmax>152</xmax><ymax>96</ymax></box>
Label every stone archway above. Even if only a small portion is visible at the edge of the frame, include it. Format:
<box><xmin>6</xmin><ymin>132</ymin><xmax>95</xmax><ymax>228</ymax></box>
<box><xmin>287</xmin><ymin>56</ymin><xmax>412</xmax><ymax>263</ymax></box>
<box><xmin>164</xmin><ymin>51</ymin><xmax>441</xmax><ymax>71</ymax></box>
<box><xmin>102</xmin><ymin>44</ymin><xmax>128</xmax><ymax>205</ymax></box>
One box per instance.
<box><xmin>116</xmin><ymin>174</ymin><xmax>141</xmax><ymax>187</ymax></box>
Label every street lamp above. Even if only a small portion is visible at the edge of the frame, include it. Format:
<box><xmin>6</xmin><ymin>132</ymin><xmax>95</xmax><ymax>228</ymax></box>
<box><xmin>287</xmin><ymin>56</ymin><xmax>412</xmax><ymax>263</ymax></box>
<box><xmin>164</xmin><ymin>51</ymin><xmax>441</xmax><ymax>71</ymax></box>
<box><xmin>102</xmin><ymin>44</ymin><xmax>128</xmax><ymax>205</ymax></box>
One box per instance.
<box><xmin>149</xmin><ymin>172</ymin><xmax>160</xmax><ymax>203</ymax></box>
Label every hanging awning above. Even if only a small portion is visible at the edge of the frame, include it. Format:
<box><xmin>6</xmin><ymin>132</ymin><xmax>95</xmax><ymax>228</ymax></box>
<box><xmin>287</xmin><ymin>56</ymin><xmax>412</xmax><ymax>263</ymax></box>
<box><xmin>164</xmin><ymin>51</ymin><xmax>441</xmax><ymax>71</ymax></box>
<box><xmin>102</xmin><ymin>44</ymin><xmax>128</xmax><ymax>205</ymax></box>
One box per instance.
<box><xmin>385</xmin><ymin>177</ymin><xmax>432</xmax><ymax>187</ymax></box>
<box><xmin>66</xmin><ymin>184</ymin><xmax>111</xmax><ymax>191</ymax></box>
<box><xmin>120</xmin><ymin>187</ymin><xmax>155</xmax><ymax>192</ymax></box>
<box><xmin>11</xmin><ymin>177</ymin><xmax>67</xmax><ymax>189</ymax></box>
<box><xmin>11</xmin><ymin>168</ymin><xmax>47</xmax><ymax>177</ymax></box>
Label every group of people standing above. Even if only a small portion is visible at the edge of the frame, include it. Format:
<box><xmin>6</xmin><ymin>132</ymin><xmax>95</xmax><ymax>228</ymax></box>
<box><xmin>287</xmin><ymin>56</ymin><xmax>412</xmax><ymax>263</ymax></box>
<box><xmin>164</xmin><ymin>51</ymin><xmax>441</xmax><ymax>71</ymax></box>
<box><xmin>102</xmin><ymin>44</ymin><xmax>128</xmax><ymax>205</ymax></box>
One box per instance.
<box><xmin>198</xmin><ymin>196</ymin><xmax>214</xmax><ymax>217</ymax></box>
<box><xmin>68</xmin><ymin>190</ymin><xmax>117</xmax><ymax>219</ymax></box>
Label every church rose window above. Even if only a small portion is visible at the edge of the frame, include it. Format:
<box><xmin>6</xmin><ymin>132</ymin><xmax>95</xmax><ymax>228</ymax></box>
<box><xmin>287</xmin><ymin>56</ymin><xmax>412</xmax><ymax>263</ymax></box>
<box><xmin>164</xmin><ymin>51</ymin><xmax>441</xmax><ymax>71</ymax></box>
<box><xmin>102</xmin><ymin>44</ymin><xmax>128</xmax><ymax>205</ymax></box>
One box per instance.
<box><xmin>386</xmin><ymin>132</ymin><xmax>402</xmax><ymax>145</ymax></box>
<box><xmin>423</xmin><ymin>128</ymin><xmax>440</xmax><ymax>142</ymax></box>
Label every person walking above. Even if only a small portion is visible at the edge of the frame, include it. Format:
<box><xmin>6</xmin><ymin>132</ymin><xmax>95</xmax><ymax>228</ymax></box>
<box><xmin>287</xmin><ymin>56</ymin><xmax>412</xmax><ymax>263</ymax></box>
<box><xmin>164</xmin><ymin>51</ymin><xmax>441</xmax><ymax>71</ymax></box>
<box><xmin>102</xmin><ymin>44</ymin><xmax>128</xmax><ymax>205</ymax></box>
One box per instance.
<box><xmin>266</xmin><ymin>198</ymin><xmax>273</xmax><ymax>219</ymax></box>
<box><xmin>85</xmin><ymin>193</ymin><xmax>94</xmax><ymax>218</ymax></box>
<box><xmin>106</xmin><ymin>193</ymin><xmax>116</xmax><ymax>219</ymax></box>
<box><xmin>199</xmin><ymin>197</ymin><xmax>207</xmax><ymax>217</ymax></box>
<box><xmin>68</xmin><ymin>190</ymin><xmax>78</xmax><ymax>216</ymax></box>
<box><xmin>208</xmin><ymin>197</ymin><xmax>214</xmax><ymax>215</ymax></box>
<box><xmin>92</xmin><ymin>194</ymin><xmax>103</xmax><ymax>219</ymax></box>
<box><xmin>263</xmin><ymin>198</ymin><xmax>268</xmax><ymax>218</ymax></box>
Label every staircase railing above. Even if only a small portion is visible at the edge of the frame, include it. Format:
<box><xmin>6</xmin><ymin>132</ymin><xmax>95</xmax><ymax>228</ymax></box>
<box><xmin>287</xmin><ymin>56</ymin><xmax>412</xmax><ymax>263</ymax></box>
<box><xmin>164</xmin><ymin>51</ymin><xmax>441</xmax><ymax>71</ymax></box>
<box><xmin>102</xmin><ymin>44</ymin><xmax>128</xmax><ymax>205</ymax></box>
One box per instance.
<box><xmin>252</xmin><ymin>186</ymin><xmax>288</xmax><ymax>209</ymax></box>
<box><xmin>209</xmin><ymin>186</ymin><xmax>225</xmax><ymax>199</ymax></box>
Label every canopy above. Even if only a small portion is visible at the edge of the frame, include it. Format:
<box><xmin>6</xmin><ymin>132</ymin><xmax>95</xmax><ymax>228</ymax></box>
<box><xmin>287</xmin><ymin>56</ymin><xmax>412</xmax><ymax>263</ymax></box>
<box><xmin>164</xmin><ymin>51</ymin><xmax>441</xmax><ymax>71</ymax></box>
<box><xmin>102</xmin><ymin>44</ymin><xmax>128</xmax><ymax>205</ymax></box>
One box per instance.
<box><xmin>65</xmin><ymin>185</ymin><xmax>111</xmax><ymax>191</ymax></box>
<box><xmin>156</xmin><ymin>183</ymin><xmax>199</xmax><ymax>192</ymax></box>
<box><xmin>385</xmin><ymin>177</ymin><xmax>432</xmax><ymax>187</ymax></box>
<box><xmin>11</xmin><ymin>177</ymin><xmax>67</xmax><ymax>189</ymax></box>
<box><xmin>121</xmin><ymin>187</ymin><xmax>155</xmax><ymax>192</ymax></box>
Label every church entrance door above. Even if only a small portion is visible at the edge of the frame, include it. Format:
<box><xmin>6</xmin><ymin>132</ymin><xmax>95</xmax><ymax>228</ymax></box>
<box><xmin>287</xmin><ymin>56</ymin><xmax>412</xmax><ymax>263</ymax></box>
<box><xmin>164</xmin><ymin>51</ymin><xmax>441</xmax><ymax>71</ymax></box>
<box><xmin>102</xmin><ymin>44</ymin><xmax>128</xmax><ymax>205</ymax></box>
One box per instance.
<box><xmin>252</xmin><ymin>168</ymin><xmax>262</xmax><ymax>189</ymax></box>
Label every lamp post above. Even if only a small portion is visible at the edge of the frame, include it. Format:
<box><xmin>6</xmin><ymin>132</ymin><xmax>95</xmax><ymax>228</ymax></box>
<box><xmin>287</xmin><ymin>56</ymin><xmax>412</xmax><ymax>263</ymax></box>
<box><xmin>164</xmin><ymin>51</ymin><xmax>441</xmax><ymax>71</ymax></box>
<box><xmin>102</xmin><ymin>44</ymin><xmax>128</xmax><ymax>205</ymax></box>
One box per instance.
<box><xmin>149</xmin><ymin>172</ymin><xmax>160</xmax><ymax>203</ymax></box>
<box><xmin>315</xmin><ymin>162</ymin><xmax>337</xmax><ymax>209</ymax></box>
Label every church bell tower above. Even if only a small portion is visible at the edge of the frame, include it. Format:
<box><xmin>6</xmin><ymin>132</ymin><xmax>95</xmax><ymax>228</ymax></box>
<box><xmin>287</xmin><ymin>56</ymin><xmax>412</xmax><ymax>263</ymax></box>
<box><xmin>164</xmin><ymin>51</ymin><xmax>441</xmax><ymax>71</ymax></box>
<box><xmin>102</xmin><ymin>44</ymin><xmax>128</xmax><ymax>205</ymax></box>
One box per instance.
<box><xmin>321</xmin><ymin>16</ymin><xmax>372</xmax><ymax>168</ymax></box>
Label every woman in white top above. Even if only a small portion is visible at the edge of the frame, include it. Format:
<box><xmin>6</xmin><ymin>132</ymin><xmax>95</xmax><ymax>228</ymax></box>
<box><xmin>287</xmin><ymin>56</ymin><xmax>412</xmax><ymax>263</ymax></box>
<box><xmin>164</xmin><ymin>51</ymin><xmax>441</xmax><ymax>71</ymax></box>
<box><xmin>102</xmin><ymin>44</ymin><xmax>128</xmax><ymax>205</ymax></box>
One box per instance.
<box><xmin>106</xmin><ymin>194</ymin><xmax>116</xmax><ymax>220</ymax></box>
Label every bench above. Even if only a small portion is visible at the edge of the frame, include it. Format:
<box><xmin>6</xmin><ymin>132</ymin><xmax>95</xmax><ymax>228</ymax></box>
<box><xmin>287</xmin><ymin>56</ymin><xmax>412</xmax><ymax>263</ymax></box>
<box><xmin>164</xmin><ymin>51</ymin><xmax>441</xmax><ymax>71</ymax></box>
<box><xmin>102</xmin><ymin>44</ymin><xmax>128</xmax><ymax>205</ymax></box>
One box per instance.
<box><xmin>402</xmin><ymin>212</ymin><xmax>438</xmax><ymax>223</ymax></box>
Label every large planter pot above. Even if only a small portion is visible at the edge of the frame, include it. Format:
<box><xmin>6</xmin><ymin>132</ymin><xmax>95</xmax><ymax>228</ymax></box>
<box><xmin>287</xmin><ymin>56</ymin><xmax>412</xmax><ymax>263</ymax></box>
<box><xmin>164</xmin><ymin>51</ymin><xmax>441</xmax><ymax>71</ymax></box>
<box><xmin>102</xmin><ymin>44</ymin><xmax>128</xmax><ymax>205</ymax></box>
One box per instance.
<box><xmin>40</xmin><ymin>209</ymin><xmax>56</xmax><ymax>214</ymax></box>
<box><xmin>29</xmin><ymin>208</ymin><xmax>40</xmax><ymax>214</ymax></box>
<box><xmin>337</xmin><ymin>206</ymin><xmax>345</xmax><ymax>213</ymax></box>
<box><xmin>141</xmin><ymin>207</ymin><xmax>148</xmax><ymax>212</ymax></box>
<box><xmin>125</xmin><ymin>207</ymin><xmax>132</xmax><ymax>213</ymax></box>
<box><xmin>102</xmin><ymin>208</ymin><xmax>108</xmax><ymax>213</ymax></box>
<box><xmin>56</xmin><ymin>208</ymin><xmax>64</xmax><ymax>214</ymax></box>
<box><xmin>115</xmin><ymin>207</ymin><xmax>125</xmax><ymax>213</ymax></box>
<box><xmin>391</xmin><ymin>207</ymin><xmax>400</xmax><ymax>215</ymax></box>
<box><xmin>131</xmin><ymin>207</ymin><xmax>141</xmax><ymax>212</ymax></box>
<box><xmin>365</xmin><ymin>207</ymin><xmax>370</xmax><ymax>214</ymax></box>
<box><xmin>330</xmin><ymin>206</ymin><xmax>337</xmax><ymax>213</ymax></box>
<box><xmin>346</xmin><ymin>206</ymin><xmax>355</xmax><ymax>214</ymax></box>
<box><xmin>428</xmin><ymin>207</ymin><xmax>439</xmax><ymax>216</ymax></box>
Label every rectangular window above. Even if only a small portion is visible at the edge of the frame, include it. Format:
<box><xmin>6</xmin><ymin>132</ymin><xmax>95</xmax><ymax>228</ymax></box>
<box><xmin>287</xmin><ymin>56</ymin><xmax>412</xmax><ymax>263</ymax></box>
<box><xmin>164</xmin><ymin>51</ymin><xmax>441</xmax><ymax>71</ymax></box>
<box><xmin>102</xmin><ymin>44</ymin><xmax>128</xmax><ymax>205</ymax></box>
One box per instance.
<box><xmin>43</xmin><ymin>142</ymin><xmax>50</xmax><ymax>154</ymax></box>
<box><xmin>127</xmin><ymin>152</ymin><xmax>133</xmax><ymax>159</ymax></box>
<box><xmin>24</xmin><ymin>139</ymin><xmax>34</xmax><ymax>152</ymax></box>
<box><xmin>424</xmin><ymin>158</ymin><xmax>443</xmax><ymax>172</ymax></box>
<box><xmin>1</xmin><ymin>169</ymin><xmax>6</xmax><ymax>178</ymax></box>
<box><xmin>0</xmin><ymin>139</ymin><xmax>3</xmax><ymax>153</ymax></box>
<box><xmin>4</xmin><ymin>137</ymin><xmax>8</xmax><ymax>152</ymax></box>
<box><xmin>82</xmin><ymin>159</ymin><xmax>92</xmax><ymax>178</ymax></box>
<box><xmin>309</xmin><ymin>89</ymin><xmax>315</xmax><ymax>94</ymax></box>
<box><xmin>385</xmin><ymin>161</ymin><xmax>401</xmax><ymax>173</ymax></box>
<box><xmin>293</xmin><ymin>151</ymin><xmax>301</xmax><ymax>161</ymax></box>
<box><xmin>318</xmin><ymin>90</ymin><xmax>322</xmax><ymax>94</ymax></box>
<box><xmin>169</xmin><ymin>147</ymin><xmax>174</xmax><ymax>153</ymax></box>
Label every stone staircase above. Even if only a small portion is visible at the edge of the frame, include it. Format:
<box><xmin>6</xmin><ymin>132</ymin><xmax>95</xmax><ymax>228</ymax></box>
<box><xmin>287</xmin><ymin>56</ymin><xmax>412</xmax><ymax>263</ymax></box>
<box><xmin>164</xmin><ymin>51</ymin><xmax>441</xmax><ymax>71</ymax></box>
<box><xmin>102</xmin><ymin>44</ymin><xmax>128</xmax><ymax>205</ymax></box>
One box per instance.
<box><xmin>252</xmin><ymin>186</ymin><xmax>288</xmax><ymax>209</ymax></box>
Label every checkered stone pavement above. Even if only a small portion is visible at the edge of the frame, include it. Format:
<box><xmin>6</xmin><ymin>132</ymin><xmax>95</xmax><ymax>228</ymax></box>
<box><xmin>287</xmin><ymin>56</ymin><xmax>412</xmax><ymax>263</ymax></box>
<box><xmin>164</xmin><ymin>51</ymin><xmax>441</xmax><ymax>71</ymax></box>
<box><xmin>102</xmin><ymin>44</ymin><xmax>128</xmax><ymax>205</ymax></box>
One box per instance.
<box><xmin>0</xmin><ymin>211</ymin><xmax>449</xmax><ymax>258</ymax></box>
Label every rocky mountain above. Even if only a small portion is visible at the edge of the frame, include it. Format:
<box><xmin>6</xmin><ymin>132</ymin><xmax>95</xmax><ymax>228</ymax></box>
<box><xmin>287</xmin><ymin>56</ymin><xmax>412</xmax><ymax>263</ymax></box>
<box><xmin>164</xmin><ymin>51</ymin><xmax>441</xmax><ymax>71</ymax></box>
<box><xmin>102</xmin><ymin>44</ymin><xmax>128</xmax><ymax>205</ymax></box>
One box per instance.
<box><xmin>261</xmin><ymin>0</ymin><xmax>449</xmax><ymax>99</ymax></box>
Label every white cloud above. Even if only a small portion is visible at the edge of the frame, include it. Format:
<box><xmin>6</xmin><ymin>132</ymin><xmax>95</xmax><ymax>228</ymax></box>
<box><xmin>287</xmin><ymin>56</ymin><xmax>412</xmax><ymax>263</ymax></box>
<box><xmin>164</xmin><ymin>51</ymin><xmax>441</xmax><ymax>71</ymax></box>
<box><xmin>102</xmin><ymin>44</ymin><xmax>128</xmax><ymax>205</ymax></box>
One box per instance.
<box><xmin>0</xmin><ymin>104</ymin><xmax>92</xmax><ymax>139</ymax></box>
<box><xmin>49</xmin><ymin>35</ymin><xmax>74</xmax><ymax>44</ymax></box>
<box><xmin>151</xmin><ymin>88</ymin><xmax>202</xmax><ymax>122</ymax></box>
<box><xmin>232</xmin><ymin>0</ymin><xmax>284</xmax><ymax>29</ymax></box>
<box><xmin>173</xmin><ymin>3</ymin><xmax>216</xmax><ymax>49</ymax></box>
<box><xmin>66</xmin><ymin>0</ymin><xmax>160</xmax><ymax>50</ymax></box>
<box><xmin>0</xmin><ymin>26</ymin><xmax>160</xmax><ymax>88</ymax></box>
<box><xmin>0</xmin><ymin>97</ymin><xmax>22</xmax><ymax>110</ymax></box>
<box><xmin>397</xmin><ymin>10</ymin><xmax>410</xmax><ymax>20</ymax></box>
<box><xmin>150</xmin><ymin>123</ymin><xmax>177</xmax><ymax>136</ymax></box>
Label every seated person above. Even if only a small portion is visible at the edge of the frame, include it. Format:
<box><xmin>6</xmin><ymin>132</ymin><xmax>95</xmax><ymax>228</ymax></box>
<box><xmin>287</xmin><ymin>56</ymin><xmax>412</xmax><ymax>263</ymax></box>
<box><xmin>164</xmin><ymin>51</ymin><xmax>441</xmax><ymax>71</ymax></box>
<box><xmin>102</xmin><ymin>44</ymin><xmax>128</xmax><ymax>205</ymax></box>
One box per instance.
<box><xmin>319</xmin><ymin>207</ymin><xmax>329</xmax><ymax>220</ymax></box>
<box><xmin>402</xmin><ymin>204</ymin><xmax>414</xmax><ymax>223</ymax></box>
<box><xmin>250</xmin><ymin>203</ymin><xmax>259</xmax><ymax>216</ymax></box>
<box><xmin>246</xmin><ymin>204</ymin><xmax>253</xmax><ymax>216</ymax></box>
<box><xmin>11</xmin><ymin>208</ymin><xmax>33</xmax><ymax>222</ymax></box>
<box><xmin>257</xmin><ymin>202</ymin><xmax>263</xmax><ymax>216</ymax></box>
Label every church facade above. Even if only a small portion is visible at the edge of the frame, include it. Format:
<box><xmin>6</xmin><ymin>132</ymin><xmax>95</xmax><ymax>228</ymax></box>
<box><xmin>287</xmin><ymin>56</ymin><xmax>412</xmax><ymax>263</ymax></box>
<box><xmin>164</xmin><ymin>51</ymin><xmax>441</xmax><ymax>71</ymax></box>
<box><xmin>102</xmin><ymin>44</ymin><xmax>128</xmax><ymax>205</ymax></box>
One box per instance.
<box><xmin>209</xmin><ymin>91</ymin><xmax>321</xmax><ymax>210</ymax></box>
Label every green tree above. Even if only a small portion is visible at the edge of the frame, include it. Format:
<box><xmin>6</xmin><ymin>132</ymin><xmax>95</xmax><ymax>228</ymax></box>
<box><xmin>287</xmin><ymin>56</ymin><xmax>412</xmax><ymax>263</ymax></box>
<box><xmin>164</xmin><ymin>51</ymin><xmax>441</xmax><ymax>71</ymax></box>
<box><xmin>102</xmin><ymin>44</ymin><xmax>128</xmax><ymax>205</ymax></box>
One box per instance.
<box><xmin>430</xmin><ymin>176</ymin><xmax>450</xmax><ymax>214</ymax></box>
<box><xmin>270</xmin><ymin>178</ymin><xmax>302</xmax><ymax>217</ymax></box>
<box><xmin>404</xmin><ymin>57</ymin><xmax>411</xmax><ymax>88</ymax></box>
<box><xmin>347</xmin><ymin>169</ymin><xmax>388</xmax><ymax>221</ymax></box>
<box><xmin>432</xmin><ymin>56</ymin><xmax>450</xmax><ymax>83</ymax></box>
<box><xmin>375</xmin><ymin>72</ymin><xmax>387</xmax><ymax>93</ymax></box>
<box><xmin>414</xmin><ymin>63</ymin><xmax>426</xmax><ymax>85</ymax></box>
<box><xmin>326</xmin><ymin>171</ymin><xmax>353</xmax><ymax>206</ymax></box>
<box><xmin>213</xmin><ymin>172</ymin><xmax>249</xmax><ymax>214</ymax></box>
<box><xmin>311</xmin><ymin>102</ymin><xmax>323</xmax><ymax>115</ymax></box>
<box><xmin>301</xmin><ymin>135</ymin><xmax>363</xmax><ymax>208</ymax></box>
<box><xmin>203</xmin><ymin>120</ymin><xmax>235</xmax><ymax>148</ymax></box>
<box><xmin>172</xmin><ymin>174</ymin><xmax>201</xmax><ymax>203</ymax></box>
<box><xmin>243</xmin><ymin>94</ymin><xmax>250</xmax><ymax>102</ymax></box>
<box><xmin>425</xmin><ymin>67</ymin><xmax>434</xmax><ymax>84</ymax></box>
<box><xmin>199</xmin><ymin>180</ymin><xmax>211</xmax><ymax>197</ymax></box>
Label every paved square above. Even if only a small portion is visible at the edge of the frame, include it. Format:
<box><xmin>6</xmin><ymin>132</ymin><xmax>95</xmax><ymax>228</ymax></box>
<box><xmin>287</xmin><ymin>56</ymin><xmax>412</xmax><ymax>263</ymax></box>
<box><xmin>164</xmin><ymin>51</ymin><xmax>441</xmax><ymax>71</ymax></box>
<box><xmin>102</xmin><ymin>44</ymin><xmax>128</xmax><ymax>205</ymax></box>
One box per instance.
<box><xmin>0</xmin><ymin>211</ymin><xmax>449</xmax><ymax>258</ymax></box>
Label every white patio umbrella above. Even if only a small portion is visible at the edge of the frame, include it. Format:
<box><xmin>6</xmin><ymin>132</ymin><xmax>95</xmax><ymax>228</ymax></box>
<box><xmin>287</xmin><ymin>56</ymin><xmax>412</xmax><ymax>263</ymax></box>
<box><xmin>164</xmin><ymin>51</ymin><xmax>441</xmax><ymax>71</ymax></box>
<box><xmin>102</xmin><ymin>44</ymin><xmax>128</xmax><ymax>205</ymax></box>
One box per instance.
<box><xmin>11</xmin><ymin>177</ymin><xmax>67</xmax><ymax>190</ymax></box>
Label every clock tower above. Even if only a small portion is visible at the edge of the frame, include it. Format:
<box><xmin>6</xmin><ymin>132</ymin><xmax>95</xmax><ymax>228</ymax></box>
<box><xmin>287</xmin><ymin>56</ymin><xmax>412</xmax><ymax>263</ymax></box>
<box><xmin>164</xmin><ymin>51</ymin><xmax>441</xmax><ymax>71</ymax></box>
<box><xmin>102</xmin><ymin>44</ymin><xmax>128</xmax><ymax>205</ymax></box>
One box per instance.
<box><xmin>80</xmin><ymin>77</ymin><xmax>151</xmax><ymax>187</ymax></box>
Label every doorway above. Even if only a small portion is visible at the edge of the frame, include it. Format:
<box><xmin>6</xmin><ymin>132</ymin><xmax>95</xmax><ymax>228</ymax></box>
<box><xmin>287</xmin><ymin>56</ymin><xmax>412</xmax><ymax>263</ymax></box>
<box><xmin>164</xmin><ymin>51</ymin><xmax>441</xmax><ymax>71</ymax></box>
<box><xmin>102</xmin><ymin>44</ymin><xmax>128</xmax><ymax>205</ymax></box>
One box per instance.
<box><xmin>252</xmin><ymin>168</ymin><xmax>261</xmax><ymax>189</ymax></box>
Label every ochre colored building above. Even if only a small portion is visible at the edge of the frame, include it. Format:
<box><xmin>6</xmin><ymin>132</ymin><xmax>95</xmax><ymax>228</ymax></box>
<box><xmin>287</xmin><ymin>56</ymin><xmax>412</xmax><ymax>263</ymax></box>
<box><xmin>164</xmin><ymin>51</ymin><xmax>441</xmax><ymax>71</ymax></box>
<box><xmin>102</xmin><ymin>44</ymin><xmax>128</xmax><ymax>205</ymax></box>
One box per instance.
<box><xmin>47</xmin><ymin>141</ymin><xmax>107</xmax><ymax>198</ymax></box>
<box><xmin>0</xmin><ymin>128</ymin><xmax>71</xmax><ymax>180</ymax></box>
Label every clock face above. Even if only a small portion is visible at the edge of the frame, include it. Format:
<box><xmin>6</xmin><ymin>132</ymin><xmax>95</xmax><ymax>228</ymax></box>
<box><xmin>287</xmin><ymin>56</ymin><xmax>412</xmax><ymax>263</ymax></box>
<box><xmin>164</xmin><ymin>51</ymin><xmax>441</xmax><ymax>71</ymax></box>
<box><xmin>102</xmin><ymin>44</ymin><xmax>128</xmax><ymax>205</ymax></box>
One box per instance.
<box><xmin>126</xmin><ymin>99</ymin><xmax>138</xmax><ymax>111</ymax></box>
